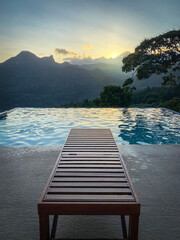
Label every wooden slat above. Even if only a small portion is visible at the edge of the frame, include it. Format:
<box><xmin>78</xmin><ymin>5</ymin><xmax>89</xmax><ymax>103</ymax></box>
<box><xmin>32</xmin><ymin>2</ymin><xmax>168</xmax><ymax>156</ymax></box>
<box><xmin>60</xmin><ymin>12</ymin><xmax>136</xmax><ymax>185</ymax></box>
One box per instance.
<box><xmin>67</xmin><ymin>137</ymin><xmax>114</xmax><ymax>139</ymax></box>
<box><xmin>62</xmin><ymin>149</ymin><xmax>118</xmax><ymax>152</ymax></box>
<box><xmin>60</xmin><ymin>161</ymin><xmax>120</xmax><ymax>164</ymax></box>
<box><xmin>58</xmin><ymin>164</ymin><xmax>122</xmax><ymax>168</ymax></box>
<box><xmin>50</xmin><ymin>182</ymin><xmax>128</xmax><ymax>187</ymax></box>
<box><xmin>45</xmin><ymin>194</ymin><xmax>134</xmax><ymax>202</ymax></box>
<box><xmin>70</xmin><ymin>131</ymin><xmax>111</xmax><ymax>133</ymax></box>
<box><xmin>65</xmin><ymin>146</ymin><xmax>117</xmax><ymax>148</ymax></box>
<box><xmin>61</xmin><ymin>157</ymin><xmax>120</xmax><ymax>159</ymax></box>
<box><xmin>67</xmin><ymin>139</ymin><xmax>114</xmax><ymax>141</ymax></box>
<box><xmin>48</xmin><ymin>187</ymin><xmax>131</xmax><ymax>194</ymax></box>
<box><xmin>69</xmin><ymin>134</ymin><xmax>112</xmax><ymax>136</ymax></box>
<box><xmin>62</xmin><ymin>153</ymin><xmax>120</xmax><ymax>157</ymax></box>
<box><xmin>65</xmin><ymin>141</ymin><xmax>115</xmax><ymax>144</ymax></box>
<box><xmin>53</xmin><ymin>177</ymin><xmax>127</xmax><ymax>182</ymax></box>
<box><xmin>55</xmin><ymin>172</ymin><xmax>126</xmax><ymax>177</ymax></box>
<box><xmin>61</xmin><ymin>158</ymin><xmax>120</xmax><ymax>161</ymax></box>
<box><xmin>62</xmin><ymin>153</ymin><xmax>119</xmax><ymax>155</ymax></box>
<box><xmin>64</xmin><ymin>146</ymin><xmax>118</xmax><ymax>149</ymax></box>
<box><xmin>66</xmin><ymin>141</ymin><xmax>115</xmax><ymax>143</ymax></box>
<box><xmin>68</xmin><ymin>137</ymin><xmax>113</xmax><ymax>138</ymax></box>
<box><xmin>54</xmin><ymin>238</ymin><xmax>127</xmax><ymax>240</ymax></box>
<box><xmin>56</xmin><ymin>168</ymin><xmax>124</xmax><ymax>172</ymax></box>
<box><xmin>70</xmin><ymin>132</ymin><xmax>111</xmax><ymax>134</ymax></box>
<box><xmin>43</xmin><ymin>128</ymin><xmax>135</xmax><ymax>203</ymax></box>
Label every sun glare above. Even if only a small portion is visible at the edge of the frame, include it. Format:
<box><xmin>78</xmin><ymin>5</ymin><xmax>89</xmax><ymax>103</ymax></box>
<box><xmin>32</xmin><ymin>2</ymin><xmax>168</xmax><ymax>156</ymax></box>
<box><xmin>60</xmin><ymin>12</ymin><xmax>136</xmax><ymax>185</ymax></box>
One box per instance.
<box><xmin>111</xmin><ymin>53</ymin><xmax>118</xmax><ymax>58</ymax></box>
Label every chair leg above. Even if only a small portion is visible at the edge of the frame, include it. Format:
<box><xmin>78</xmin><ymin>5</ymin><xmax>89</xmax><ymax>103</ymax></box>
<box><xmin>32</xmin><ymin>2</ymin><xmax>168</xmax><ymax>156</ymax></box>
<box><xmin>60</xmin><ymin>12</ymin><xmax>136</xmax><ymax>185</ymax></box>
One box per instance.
<box><xmin>51</xmin><ymin>215</ymin><xmax>59</xmax><ymax>239</ymax></box>
<box><xmin>121</xmin><ymin>215</ymin><xmax>127</xmax><ymax>239</ymax></box>
<box><xmin>128</xmin><ymin>215</ymin><xmax>139</xmax><ymax>240</ymax></box>
<box><xmin>39</xmin><ymin>214</ymin><xmax>50</xmax><ymax>240</ymax></box>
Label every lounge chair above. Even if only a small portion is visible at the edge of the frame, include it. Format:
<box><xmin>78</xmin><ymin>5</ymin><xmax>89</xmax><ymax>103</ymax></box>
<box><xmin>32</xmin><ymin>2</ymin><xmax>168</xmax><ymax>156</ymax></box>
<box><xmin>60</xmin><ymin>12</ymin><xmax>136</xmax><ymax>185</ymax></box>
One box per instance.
<box><xmin>38</xmin><ymin>128</ymin><xmax>140</xmax><ymax>240</ymax></box>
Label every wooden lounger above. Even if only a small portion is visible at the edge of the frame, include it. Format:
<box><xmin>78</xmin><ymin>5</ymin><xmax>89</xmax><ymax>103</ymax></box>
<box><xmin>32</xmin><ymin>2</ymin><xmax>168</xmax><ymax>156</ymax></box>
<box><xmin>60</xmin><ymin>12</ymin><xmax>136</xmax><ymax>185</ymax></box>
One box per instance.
<box><xmin>38</xmin><ymin>129</ymin><xmax>140</xmax><ymax>240</ymax></box>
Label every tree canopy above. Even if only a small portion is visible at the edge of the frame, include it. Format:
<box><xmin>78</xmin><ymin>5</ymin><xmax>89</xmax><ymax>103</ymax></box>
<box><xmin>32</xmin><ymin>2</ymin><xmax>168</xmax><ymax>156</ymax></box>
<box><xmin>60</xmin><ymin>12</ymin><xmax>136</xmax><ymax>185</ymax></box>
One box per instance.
<box><xmin>62</xmin><ymin>83</ymin><xmax>135</xmax><ymax>108</ymax></box>
<box><xmin>100</xmin><ymin>85</ymin><xmax>130</xmax><ymax>107</ymax></box>
<box><xmin>122</xmin><ymin>30</ymin><xmax>180</xmax><ymax>86</ymax></box>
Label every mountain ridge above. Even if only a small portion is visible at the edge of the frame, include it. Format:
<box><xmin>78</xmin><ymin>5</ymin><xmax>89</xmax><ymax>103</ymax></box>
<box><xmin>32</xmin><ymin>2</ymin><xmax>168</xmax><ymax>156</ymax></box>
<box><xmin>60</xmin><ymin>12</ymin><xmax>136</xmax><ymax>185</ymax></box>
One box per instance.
<box><xmin>0</xmin><ymin>51</ymin><xmax>170</xmax><ymax>111</ymax></box>
<box><xmin>0</xmin><ymin>51</ymin><xmax>122</xmax><ymax>111</ymax></box>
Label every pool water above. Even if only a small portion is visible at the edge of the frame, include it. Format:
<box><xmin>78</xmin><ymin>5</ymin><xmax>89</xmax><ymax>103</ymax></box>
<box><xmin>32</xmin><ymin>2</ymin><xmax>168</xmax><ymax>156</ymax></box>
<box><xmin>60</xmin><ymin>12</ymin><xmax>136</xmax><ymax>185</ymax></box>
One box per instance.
<box><xmin>0</xmin><ymin>108</ymin><xmax>180</xmax><ymax>145</ymax></box>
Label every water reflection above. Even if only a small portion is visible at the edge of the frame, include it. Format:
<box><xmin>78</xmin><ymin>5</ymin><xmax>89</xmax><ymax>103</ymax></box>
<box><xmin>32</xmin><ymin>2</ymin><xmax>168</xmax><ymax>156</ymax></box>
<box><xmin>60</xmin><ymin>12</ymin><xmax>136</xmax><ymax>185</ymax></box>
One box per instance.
<box><xmin>0</xmin><ymin>108</ymin><xmax>179</xmax><ymax>145</ymax></box>
<box><xmin>118</xmin><ymin>108</ymin><xmax>180</xmax><ymax>144</ymax></box>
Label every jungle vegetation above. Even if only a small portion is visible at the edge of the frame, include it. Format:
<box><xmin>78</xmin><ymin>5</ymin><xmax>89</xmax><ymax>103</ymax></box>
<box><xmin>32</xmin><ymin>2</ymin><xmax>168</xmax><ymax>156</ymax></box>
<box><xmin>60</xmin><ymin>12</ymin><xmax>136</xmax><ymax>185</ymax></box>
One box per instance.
<box><xmin>63</xmin><ymin>30</ymin><xmax>180</xmax><ymax>112</ymax></box>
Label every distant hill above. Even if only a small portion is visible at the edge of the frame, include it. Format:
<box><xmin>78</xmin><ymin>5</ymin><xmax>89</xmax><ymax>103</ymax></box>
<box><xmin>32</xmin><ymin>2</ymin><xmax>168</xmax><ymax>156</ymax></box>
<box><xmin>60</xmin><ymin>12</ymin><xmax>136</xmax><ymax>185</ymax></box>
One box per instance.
<box><xmin>70</xmin><ymin>52</ymin><xmax>170</xmax><ymax>89</ymax></box>
<box><xmin>78</xmin><ymin>63</ymin><xmax>166</xmax><ymax>89</ymax></box>
<box><xmin>79</xmin><ymin>63</ymin><xmax>129</xmax><ymax>79</ymax></box>
<box><xmin>0</xmin><ymin>51</ymin><xmax>121</xmax><ymax>110</ymax></box>
<box><xmin>0</xmin><ymin>51</ymin><xmax>176</xmax><ymax>111</ymax></box>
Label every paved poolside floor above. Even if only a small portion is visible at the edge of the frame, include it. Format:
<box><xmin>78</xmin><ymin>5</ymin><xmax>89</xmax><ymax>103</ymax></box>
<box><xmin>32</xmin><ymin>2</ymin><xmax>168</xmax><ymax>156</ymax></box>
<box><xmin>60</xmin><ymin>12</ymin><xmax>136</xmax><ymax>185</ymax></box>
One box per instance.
<box><xmin>0</xmin><ymin>145</ymin><xmax>180</xmax><ymax>240</ymax></box>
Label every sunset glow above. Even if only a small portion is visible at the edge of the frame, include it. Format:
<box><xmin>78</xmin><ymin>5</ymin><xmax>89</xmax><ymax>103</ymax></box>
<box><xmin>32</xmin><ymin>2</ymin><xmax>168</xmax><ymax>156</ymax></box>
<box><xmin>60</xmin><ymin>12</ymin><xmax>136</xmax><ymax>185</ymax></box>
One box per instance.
<box><xmin>0</xmin><ymin>0</ymin><xmax>179</xmax><ymax>63</ymax></box>
<box><xmin>111</xmin><ymin>54</ymin><xmax>118</xmax><ymax>58</ymax></box>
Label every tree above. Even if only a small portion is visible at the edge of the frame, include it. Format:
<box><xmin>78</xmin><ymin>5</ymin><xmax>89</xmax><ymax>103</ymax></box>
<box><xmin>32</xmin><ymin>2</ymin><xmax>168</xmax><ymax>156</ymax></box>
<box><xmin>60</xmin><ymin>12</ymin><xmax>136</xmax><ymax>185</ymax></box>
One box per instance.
<box><xmin>160</xmin><ymin>97</ymin><xmax>180</xmax><ymax>112</ymax></box>
<box><xmin>122</xmin><ymin>30</ymin><xmax>180</xmax><ymax>86</ymax></box>
<box><xmin>100</xmin><ymin>85</ymin><xmax>124</xmax><ymax>107</ymax></box>
<box><xmin>123</xmin><ymin>78</ymin><xmax>136</xmax><ymax>92</ymax></box>
<box><xmin>99</xmin><ymin>85</ymin><xmax>133</xmax><ymax>107</ymax></box>
<box><xmin>61</xmin><ymin>83</ymin><xmax>135</xmax><ymax>108</ymax></box>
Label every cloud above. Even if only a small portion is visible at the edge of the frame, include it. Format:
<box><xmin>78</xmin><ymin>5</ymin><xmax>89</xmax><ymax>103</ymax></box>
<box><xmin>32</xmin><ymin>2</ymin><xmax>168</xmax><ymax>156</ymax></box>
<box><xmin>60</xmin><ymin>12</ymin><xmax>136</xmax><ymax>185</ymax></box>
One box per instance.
<box><xmin>63</xmin><ymin>54</ymin><xmax>93</xmax><ymax>64</ymax></box>
<box><xmin>82</xmin><ymin>44</ymin><xmax>93</xmax><ymax>50</ymax></box>
<box><xmin>54</xmin><ymin>48</ymin><xmax>77</xmax><ymax>56</ymax></box>
<box><xmin>66</xmin><ymin>51</ymin><xmax>131</xmax><ymax>65</ymax></box>
<box><xmin>63</xmin><ymin>56</ymin><xmax>78</xmax><ymax>61</ymax></box>
<box><xmin>65</xmin><ymin>56</ymin><xmax>104</xmax><ymax>65</ymax></box>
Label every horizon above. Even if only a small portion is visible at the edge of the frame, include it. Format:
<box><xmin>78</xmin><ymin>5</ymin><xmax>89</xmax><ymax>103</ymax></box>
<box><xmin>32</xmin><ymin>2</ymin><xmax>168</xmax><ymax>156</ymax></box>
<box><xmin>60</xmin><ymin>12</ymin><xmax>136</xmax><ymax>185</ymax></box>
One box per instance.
<box><xmin>0</xmin><ymin>49</ymin><xmax>131</xmax><ymax>65</ymax></box>
<box><xmin>0</xmin><ymin>0</ymin><xmax>180</xmax><ymax>64</ymax></box>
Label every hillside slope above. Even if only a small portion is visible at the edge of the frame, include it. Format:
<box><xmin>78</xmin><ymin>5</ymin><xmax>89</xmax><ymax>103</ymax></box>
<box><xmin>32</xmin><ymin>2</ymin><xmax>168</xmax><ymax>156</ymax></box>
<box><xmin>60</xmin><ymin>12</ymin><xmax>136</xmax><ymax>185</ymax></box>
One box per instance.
<box><xmin>0</xmin><ymin>51</ymin><xmax>121</xmax><ymax>110</ymax></box>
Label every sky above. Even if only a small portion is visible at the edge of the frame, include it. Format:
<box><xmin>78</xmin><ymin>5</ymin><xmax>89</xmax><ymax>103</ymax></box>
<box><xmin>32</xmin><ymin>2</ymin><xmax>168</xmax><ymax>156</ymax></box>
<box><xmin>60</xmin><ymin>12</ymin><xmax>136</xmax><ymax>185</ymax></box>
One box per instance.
<box><xmin>0</xmin><ymin>0</ymin><xmax>180</xmax><ymax>63</ymax></box>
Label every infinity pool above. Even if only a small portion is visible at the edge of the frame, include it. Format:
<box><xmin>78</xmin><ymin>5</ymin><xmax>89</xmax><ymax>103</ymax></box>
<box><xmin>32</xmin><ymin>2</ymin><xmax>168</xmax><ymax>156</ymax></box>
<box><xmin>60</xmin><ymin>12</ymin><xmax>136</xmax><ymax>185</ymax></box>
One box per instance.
<box><xmin>0</xmin><ymin>108</ymin><xmax>180</xmax><ymax>145</ymax></box>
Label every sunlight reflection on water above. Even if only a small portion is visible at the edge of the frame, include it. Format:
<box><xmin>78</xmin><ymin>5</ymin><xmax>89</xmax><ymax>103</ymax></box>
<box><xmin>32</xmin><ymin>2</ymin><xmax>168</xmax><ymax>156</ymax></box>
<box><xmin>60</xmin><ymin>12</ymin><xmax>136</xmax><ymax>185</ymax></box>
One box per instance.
<box><xmin>0</xmin><ymin>107</ymin><xmax>180</xmax><ymax>145</ymax></box>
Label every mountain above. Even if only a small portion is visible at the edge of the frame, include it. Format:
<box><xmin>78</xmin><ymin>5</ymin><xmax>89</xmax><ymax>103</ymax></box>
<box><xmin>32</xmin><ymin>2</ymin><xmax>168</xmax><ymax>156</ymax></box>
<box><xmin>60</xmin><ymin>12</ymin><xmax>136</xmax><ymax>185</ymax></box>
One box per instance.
<box><xmin>79</xmin><ymin>63</ymin><xmax>130</xmax><ymax>79</ymax></box>
<box><xmin>0</xmin><ymin>51</ymin><xmax>122</xmax><ymax>111</ymax></box>
<box><xmin>75</xmin><ymin>52</ymin><xmax>166</xmax><ymax>88</ymax></box>
<box><xmin>1</xmin><ymin>51</ymin><xmax>177</xmax><ymax>111</ymax></box>
<box><xmin>69</xmin><ymin>52</ymin><xmax>131</xmax><ymax>79</ymax></box>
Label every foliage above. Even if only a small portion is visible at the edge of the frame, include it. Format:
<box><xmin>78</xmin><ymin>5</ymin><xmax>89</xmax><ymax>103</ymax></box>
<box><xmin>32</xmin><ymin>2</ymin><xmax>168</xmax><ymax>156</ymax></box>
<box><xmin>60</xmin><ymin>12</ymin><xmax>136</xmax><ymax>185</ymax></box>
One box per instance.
<box><xmin>162</xmin><ymin>73</ymin><xmax>178</xmax><ymax>87</ymax></box>
<box><xmin>62</xmin><ymin>84</ymin><xmax>135</xmax><ymax>108</ymax></box>
<box><xmin>143</xmin><ymin>92</ymin><xmax>162</xmax><ymax>105</ymax></box>
<box><xmin>122</xmin><ymin>78</ymin><xmax>136</xmax><ymax>91</ymax></box>
<box><xmin>99</xmin><ymin>85</ymin><xmax>129</xmax><ymax>107</ymax></box>
<box><xmin>62</xmin><ymin>83</ymin><xmax>180</xmax><ymax>112</ymax></box>
<box><xmin>132</xmin><ymin>83</ymin><xmax>180</xmax><ymax>111</ymax></box>
<box><xmin>160</xmin><ymin>97</ymin><xmax>180</xmax><ymax>112</ymax></box>
<box><xmin>122</xmin><ymin>30</ymin><xmax>180</xmax><ymax>86</ymax></box>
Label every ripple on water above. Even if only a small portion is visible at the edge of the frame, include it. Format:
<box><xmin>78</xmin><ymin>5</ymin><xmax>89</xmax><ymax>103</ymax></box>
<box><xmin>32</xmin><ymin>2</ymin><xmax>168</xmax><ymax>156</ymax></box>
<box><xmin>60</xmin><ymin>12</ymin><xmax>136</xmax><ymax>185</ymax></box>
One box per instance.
<box><xmin>0</xmin><ymin>107</ymin><xmax>180</xmax><ymax>145</ymax></box>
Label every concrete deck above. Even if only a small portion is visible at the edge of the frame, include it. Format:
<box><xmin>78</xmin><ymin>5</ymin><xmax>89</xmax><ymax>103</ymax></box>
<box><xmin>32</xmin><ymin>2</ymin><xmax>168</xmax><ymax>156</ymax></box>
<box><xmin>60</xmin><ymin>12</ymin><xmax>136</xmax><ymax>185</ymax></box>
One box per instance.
<box><xmin>0</xmin><ymin>145</ymin><xmax>180</xmax><ymax>240</ymax></box>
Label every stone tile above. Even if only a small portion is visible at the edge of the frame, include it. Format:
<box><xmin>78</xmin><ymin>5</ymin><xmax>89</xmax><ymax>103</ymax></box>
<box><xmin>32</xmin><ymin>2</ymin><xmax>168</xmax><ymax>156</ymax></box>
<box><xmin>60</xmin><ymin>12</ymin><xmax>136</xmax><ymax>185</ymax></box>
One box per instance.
<box><xmin>0</xmin><ymin>145</ymin><xmax>180</xmax><ymax>239</ymax></box>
